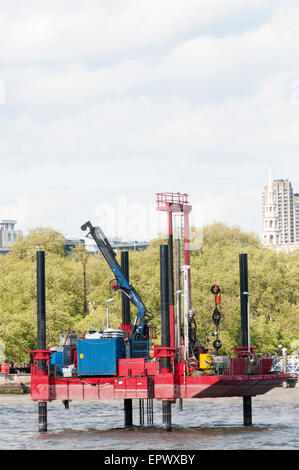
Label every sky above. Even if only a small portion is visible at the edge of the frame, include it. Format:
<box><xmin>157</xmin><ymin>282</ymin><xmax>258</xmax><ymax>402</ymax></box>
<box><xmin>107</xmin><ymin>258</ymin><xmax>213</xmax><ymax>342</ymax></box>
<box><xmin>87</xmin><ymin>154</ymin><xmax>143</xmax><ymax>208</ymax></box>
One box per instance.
<box><xmin>0</xmin><ymin>0</ymin><xmax>299</xmax><ymax>241</ymax></box>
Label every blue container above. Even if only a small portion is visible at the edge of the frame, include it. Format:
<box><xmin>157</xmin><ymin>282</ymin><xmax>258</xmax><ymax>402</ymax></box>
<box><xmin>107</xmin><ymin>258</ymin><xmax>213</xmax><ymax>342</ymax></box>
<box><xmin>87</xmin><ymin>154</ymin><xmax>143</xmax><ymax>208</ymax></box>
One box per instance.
<box><xmin>77</xmin><ymin>338</ymin><xmax>125</xmax><ymax>376</ymax></box>
<box><xmin>50</xmin><ymin>350</ymin><xmax>64</xmax><ymax>373</ymax></box>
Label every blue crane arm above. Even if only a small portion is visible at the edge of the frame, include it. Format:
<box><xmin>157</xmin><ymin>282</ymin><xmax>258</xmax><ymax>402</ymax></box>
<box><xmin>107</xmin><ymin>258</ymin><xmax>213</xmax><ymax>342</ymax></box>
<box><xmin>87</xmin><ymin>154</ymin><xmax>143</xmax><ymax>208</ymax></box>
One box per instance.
<box><xmin>81</xmin><ymin>221</ymin><xmax>148</xmax><ymax>340</ymax></box>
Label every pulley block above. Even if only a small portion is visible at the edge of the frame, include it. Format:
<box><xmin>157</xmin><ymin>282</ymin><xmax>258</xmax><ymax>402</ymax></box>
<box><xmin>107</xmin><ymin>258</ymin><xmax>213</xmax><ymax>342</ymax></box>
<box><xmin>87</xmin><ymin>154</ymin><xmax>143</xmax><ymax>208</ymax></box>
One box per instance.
<box><xmin>212</xmin><ymin>307</ymin><xmax>221</xmax><ymax>326</ymax></box>
<box><xmin>213</xmin><ymin>339</ymin><xmax>222</xmax><ymax>351</ymax></box>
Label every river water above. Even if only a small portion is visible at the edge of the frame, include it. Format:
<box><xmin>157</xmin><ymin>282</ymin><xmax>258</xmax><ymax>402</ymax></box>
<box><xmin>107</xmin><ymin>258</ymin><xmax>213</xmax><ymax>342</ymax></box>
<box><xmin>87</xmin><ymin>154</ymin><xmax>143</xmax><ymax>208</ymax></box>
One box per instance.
<box><xmin>0</xmin><ymin>387</ymin><xmax>298</xmax><ymax>450</ymax></box>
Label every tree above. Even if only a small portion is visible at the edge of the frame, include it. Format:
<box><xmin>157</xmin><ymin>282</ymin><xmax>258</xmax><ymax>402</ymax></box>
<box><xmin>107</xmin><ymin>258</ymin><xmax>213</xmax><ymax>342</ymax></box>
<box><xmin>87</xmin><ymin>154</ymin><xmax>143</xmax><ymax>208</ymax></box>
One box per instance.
<box><xmin>9</xmin><ymin>227</ymin><xmax>66</xmax><ymax>259</ymax></box>
<box><xmin>202</xmin><ymin>222</ymin><xmax>260</xmax><ymax>247</ymax></box>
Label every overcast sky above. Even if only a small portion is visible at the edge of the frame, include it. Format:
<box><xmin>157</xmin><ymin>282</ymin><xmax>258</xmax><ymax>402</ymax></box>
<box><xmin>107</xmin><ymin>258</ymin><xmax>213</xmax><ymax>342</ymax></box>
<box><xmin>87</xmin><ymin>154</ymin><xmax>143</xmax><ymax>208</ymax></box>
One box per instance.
<box><xmin>0</xmin><ymin>0</ymin><xmax>299</xmax><ymax>240</ymax></box>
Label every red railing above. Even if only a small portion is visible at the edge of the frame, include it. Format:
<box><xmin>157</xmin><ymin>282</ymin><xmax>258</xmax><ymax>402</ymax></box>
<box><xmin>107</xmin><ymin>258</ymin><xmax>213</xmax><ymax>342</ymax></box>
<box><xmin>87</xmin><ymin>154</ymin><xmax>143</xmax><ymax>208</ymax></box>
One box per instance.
<box><xmin>156</xmin><ymin>192</ymin><xmax>189</xmax><ymax>210</ymax></box>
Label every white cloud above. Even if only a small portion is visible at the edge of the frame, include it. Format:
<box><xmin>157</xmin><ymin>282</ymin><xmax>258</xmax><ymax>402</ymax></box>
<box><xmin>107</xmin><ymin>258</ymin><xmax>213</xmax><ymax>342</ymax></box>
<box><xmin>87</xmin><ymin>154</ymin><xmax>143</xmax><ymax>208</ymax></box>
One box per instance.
<box><xmin>2</xmin><ymin>5</ymin><xmax>299</xmax><ymax>113</ymax></box>
<box><xmin>0</xmin><ymin>1</ymin><xmax>278</xmax><ymax>63</ymax></box>
<box><xmin>0</xmin><ymin>1</ymin><xmax>299</xmax><ymax>239</ymax></box>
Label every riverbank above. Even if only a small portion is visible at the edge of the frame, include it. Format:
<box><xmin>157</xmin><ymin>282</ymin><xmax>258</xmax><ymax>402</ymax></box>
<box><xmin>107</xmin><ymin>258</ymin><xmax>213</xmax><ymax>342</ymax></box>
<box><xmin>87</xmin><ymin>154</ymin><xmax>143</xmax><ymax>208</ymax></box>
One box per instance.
<box><xmin>0</xmin><ymin>373</ymin><xmax>31</xmax><ymax>394</ymax></box>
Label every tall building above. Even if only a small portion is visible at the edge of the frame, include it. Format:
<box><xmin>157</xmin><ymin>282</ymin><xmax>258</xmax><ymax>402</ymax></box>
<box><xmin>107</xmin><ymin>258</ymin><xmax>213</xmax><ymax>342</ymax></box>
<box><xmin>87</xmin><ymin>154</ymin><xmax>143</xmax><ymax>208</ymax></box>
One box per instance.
<box><xmin>262</xmin><ymin>163</ymin><xmax>298</xmax><ymax>249</ymax></box>
<box><xmin>0</xmin><ymin>220</ymin><xmax>22</xmax><ymax>252</ymax></box>
<box><xmin>294</xmin><ymin>193</ymin><xmax>299</xmax><ymax>244</ymax></box>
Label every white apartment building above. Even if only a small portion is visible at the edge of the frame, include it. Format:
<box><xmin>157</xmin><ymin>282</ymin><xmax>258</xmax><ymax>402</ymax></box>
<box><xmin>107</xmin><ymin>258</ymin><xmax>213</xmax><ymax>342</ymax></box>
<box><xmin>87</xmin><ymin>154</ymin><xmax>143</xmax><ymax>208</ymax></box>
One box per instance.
<box><xmin>0</xmin><ymin>219</ymin><xmax>22</xmax><ymax>251</ymax></box>
<box><xmin>262</xmin><ymin>164</ymin><xmax>298</xmax><ymax>250</ymax></box>
<box><xmin>294</xmin><ymin>193</ymin><xmax>299</xmax><ymax>245</ymax></box>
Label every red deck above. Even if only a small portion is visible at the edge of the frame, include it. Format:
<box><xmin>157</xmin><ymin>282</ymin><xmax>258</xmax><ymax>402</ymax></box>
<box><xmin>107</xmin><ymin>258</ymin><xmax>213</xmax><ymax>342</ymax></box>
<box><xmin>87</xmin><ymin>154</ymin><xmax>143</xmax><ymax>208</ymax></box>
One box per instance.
<box><xmin>29</xmin><ymin>351</ymin><xmax>289</xmax><ymax>402</ymax></box>
<box><xmin>30</xmin><ymin>372</ymin><xmax>289</xmax><ymax>402</ymax></box>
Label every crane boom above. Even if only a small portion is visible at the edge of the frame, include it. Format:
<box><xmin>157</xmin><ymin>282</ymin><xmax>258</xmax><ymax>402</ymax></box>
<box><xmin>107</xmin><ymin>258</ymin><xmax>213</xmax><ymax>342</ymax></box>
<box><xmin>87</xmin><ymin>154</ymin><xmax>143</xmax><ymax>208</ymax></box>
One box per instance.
<box><xmin>81</xmin><ymin>221</ymin><xmax>148</xmax><ymax>340</ymax></box>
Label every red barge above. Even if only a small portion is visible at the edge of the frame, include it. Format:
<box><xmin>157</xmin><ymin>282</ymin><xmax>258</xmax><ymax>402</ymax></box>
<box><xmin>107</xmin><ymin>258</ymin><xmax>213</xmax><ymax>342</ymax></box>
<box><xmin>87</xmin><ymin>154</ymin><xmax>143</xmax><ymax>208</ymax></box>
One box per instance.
<box><xmin>30</xmin><ymin>350</ymin><xmax>288</xmax><ymax>402</ymax></box>
<box><xmin>29</xmin><ymin>193</ymin><xmax>289</xmax><ymax>431</ymax></box>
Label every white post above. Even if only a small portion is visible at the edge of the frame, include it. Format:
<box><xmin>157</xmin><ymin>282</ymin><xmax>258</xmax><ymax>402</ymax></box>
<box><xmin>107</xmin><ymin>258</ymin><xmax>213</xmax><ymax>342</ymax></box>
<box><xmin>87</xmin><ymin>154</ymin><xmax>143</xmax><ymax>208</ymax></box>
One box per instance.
<box><xmin>106</xmin><ymin>306</ymin><xmax>109</xmax><ymax>329</ymax></box>
<box><xmin>176</xmin><ymin>289</ymin><xmax>183</xmax><ymax>359</ymax></box>
<box><xmin>106</xmin><ymin>298</ymin><xmax>114</xmax><ymax>329</ymax></box>
<box><xmin>182</xmin><ymin>266</ymin><xmax>190</xmax><ymax>362</ymax></box>
<box><xmin>282</xmin><ymin>347</ymin><xmax>287</xmax><ymax>388</ymax></box>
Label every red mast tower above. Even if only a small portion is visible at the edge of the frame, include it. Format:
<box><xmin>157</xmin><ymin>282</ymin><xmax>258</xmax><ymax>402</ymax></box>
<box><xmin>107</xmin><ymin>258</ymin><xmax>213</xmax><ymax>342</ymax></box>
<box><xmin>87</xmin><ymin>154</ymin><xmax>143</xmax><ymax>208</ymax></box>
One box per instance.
<box><xmin>156</xmin><ymin>192</ymin><xmax>192</xmax><ymax>350</ymax></box>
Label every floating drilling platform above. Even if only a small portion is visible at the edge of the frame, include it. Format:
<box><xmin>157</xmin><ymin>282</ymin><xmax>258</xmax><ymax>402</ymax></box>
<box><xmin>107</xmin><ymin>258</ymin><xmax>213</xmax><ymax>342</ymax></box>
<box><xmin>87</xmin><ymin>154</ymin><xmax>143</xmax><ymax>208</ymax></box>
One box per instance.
<box><xmin>29</xmin><ymin>192</ymin><xmax>290</xmax><ymax>432</ymax></box>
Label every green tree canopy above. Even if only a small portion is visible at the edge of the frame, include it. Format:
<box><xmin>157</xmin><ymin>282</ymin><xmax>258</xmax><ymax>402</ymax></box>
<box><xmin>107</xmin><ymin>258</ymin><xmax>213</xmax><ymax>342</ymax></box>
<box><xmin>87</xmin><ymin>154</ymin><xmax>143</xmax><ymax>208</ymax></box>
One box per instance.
<box><xmin>0</xmin><ymin>222</ymin><xmax>297</xmax><ymax>363</ymax></box>
<box><xmin>9</xmin><ymin>227</ymin><xmax>66</xmax><ymax>259</ymax></box>
<box><xmin>201</xmin><ymin>222</ymin><xmax>260</xmax><ymax>247</ymax></box>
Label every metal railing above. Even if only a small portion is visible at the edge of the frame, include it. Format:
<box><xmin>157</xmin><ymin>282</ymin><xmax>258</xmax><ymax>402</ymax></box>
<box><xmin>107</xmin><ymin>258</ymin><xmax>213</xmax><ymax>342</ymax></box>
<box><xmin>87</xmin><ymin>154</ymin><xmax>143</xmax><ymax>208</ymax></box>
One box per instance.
<box><xmin>271</xmin><ymin>355</ymin><xmax>299</xmax><ymax>374</ymax></box>
<box><xmin>156</xmin><ymin>192</ymin><xmax>189</xmax><ymax>209</ymax></box>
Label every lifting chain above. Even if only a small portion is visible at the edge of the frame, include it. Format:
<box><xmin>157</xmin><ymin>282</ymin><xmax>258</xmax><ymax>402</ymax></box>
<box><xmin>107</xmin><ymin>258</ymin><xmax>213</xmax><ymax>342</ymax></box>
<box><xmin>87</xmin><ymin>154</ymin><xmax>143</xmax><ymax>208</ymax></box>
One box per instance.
<box><xmin>211</xmin><ymin>284</ymin><xmax>222</xmax><ymax>353</ymax></box>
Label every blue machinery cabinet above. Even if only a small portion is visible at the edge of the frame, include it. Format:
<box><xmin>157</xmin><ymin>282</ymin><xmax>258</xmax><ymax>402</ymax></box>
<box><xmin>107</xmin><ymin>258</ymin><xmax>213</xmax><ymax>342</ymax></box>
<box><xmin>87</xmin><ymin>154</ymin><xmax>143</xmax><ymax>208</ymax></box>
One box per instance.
<box><xmin>130</xmin><ymin>340</ymin><xmax>149</xmax><ymax>359</ymax></box>
<box><xmin>50</xmin><ymin>350</ymin><xmax>63</xmax><ymax>373</ymax></box>
<box><xmin>50</xmin><ymin>346</ymin><xmax>72</xmax><ymax>373</ymax></box>
<box><xmin>77</xmin><ymin>338</ymin><xmax>125</xmax><ymax>376</ymax></box>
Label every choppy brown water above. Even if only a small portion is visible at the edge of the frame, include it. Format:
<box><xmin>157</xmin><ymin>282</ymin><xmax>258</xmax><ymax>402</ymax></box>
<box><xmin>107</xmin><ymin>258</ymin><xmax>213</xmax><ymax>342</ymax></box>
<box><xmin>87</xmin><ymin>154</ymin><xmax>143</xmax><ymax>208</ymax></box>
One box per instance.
<box><xmin>0</xmin><ymin>387</ymin><xmax>298</xmax><ymax>450</ymax></box>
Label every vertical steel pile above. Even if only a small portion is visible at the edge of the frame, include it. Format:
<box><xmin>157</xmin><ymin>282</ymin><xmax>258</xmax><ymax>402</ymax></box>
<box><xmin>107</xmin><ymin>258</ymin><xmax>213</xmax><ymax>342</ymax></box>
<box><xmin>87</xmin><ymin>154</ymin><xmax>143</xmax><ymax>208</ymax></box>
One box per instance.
<box><xmin>37</xmin><ymin>250</ymin><xmax>47</xmax><ymax>432</ymax></box>
<box><xmin>160</xmin><ymin>245</ymin><xmax>170</xmax><ymax>371</ymax></box>
<box><xmin>239</xmin><ymin>253</ymin><xmax>252</xmax><ymax>426</ymax></box>
<box><xmin>121</xmin><ymin>251</ymin><xmax>133</xmax><ymax>428</ymax></box>
<box><xmin>121</xmin><ymin>251</ymin><xmax>131</xmax><ymax>326</ymax></box>
<box><xmin>160</xmin><ymin>244</ymin><xmax>172</xmax><ymax>431</ymax></box>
